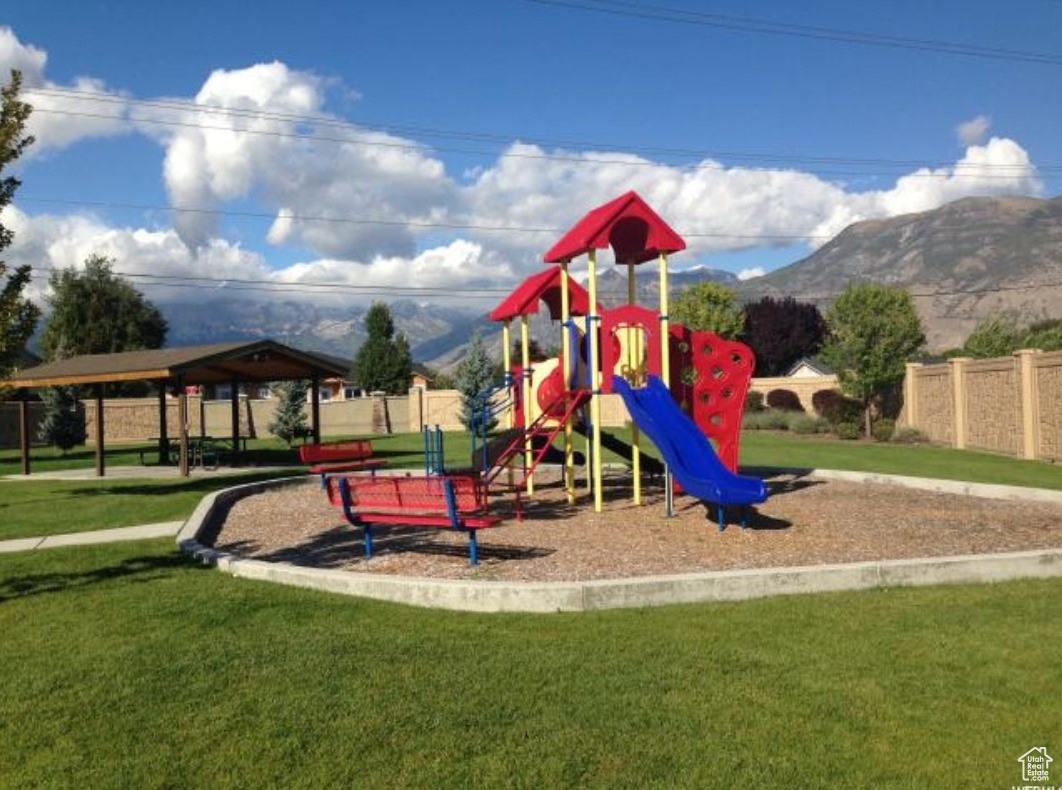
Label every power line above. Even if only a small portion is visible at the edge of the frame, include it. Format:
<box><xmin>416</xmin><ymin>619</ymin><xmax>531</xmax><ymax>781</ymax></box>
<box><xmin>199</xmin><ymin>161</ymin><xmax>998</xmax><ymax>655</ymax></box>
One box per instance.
<box><xmin>26</xmin><ymin>85</ymin><xmax>1062</xmax><ymax>174</ymax></box>
<box><xmin>25</xmin><ymin>263</ymin><xmax>1062</xmax><ymax>303</ymax></box>
<box><xmin>16</xmin><ymin>196</ymin><xmax>838</xmax><ymax>240</ymax></box>
<box><xmin>524</xmin><ymin>0</ymin><xmax>1062</xmax><ymax>66</ymax></box>
<box><xmin>24</xmin><ymin>98</ymin><xmax>1055</xmax><ymax>181</ymax></box>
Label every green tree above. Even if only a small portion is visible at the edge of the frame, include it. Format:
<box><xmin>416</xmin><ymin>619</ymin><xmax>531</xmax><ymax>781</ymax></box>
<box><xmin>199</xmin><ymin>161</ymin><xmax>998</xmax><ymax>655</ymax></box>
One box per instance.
<box><xmin>352</xmin><ymin>302</ymin><xmax>413</xmax><ymax>394</ymax></box>
<box><xmin>820</xmin><ymin>284</ymin><xmax>926</xmax><ymax>437</ymax></box>
<box><xmin>0</xmin><ymin>69</ymin><xmax>41</xmax><ymax>385</ymax></box>
<box><xmin>962</xmin><ymin>312</ymin><xmax>1025</xmax><ymax>358</ymax></box>
<box><xmin>454</xmin><ymin>332</ymin><xmax>498</xmax><ymax>431</ymax></box>
<box><xmin>1025</xmin><ymin>319</ymin><xmax>1062</xmax><ymax>352</ymax></box>
<box><xmin>742</xmin><ymin>296</ymin><xmax>827</xmax><ymax>376</ymax></box>
<box><xmin>268</xmin><ymin>379</ymin><xmax>308</xmax><ymax>447</ymax></box>
<box><xmin>670</xmin><ymin>282</ymin><xmax>745</xmax><ymax>338</ymax></box>
<box><xmin>41</xmin><ymin>254</ymin><xmax>167</xmax><ymax>360</ymax></box>
<box><xmin>37</xmin><ymin>385</ymin><xmax>86</xmax><ymax>452</ymax></box>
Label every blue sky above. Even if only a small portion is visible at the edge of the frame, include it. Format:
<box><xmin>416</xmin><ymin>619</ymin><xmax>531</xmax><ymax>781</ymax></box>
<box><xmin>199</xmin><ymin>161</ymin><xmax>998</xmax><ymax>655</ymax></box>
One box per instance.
<box><xmin>2</xmin><ymin>1</ymin><xmax>1059</xmax><ymax>310</ymax></box>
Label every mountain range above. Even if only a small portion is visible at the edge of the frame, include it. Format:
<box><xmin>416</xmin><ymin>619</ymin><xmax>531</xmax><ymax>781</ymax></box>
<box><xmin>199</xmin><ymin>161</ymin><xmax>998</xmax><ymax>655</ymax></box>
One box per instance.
<box><xmin>742</xmin><ymin>194</ymin><xmax>1062</xmax><ymax>349</ymax></box>
<box><xmin>153</xmin><ymin>194</ymin><xmax>1062</xmax><ymax>368</ymax></box>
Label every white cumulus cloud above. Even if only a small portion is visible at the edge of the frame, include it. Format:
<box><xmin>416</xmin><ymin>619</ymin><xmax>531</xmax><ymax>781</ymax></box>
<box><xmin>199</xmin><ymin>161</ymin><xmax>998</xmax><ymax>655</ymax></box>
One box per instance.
<box><xmin>0</xmin><ymin>26</ymin><xmax>130</xmax><ymax>153</ymax></box>
<box><xmin>956</xmin><ymin>115</ymin><xmax>991</xmax><ymax>146</ymax></box>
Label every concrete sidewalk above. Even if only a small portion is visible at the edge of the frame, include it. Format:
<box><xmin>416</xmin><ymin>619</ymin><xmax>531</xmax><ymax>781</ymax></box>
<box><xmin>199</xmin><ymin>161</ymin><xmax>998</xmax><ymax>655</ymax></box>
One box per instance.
<box><xmin>0</xmin><ymin>522</ymin><xmax>184</xmax><ymax>554</ymax></box>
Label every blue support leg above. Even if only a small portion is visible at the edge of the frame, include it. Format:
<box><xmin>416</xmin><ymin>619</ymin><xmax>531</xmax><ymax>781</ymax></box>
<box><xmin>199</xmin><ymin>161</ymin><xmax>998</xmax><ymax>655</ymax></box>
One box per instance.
<box><xmin>718</xmin><ymin>504</ymin><xmax>725</xmax><ymax>532</ymax></box>
<box><xmin>363</xmin><ymin>525</ymin><xmax>373</xmax><ymax>559</ymax></box>
<box><xmin>740</xmin><ymin>506</ymin><xmax>748</xmax><ymax>530</ymax></box>
<box><xmin>468</xmin><ymin>530</ymin><xmax>479</xmax><ymax>566</ymax></box>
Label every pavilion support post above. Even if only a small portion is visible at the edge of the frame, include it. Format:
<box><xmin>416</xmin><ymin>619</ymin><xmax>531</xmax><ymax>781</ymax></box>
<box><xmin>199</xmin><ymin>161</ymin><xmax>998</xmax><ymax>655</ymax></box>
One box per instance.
<box><xmin>628</xmin><ymin>260</ymin><xmax>641</xmax><ymax>505</ymax></box>
<box><xmin>230</xmin><ymin>378</ymin><xmax>241</xmax><ymax>467</ymax></box>
<box><xmin>94</xmin><ymin>385</ymin><xmax>106</xmax><ymax>478</ymax></box>
<box><xmin>19</xmin><ymin>398</ymin><xmax>30</xmax><ymax>476</ymax></box>
<box><xmin>587</xmin><ymin>249</ymin><xmax>603</xmax><ymax>513</ymax></box>
<box><xmin>178</xmin><ymin>377</ymin><xmax>189</xmax><ymax>478</ymax></box>
<box><xmin>157</xmin><ymin>382</ymin><xmax>170</xmax><ymax>465</ymax></box>
<box><xmin>310</xmin><ymin>372</ymin><xmax>321</xmax><ymax>445</ymax></box>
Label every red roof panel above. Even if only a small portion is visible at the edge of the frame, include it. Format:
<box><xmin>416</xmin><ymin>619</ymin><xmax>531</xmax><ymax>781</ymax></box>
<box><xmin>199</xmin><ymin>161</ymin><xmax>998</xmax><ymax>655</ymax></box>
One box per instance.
<box><xmin>488</xmin><ymin>266</ymin><xmax>596</xmax><ymax>322</ymax></box>
<box><xmin>543</xmin><ymin>190</ymin><xmax>686</xmax><ymax>265</ymax></box>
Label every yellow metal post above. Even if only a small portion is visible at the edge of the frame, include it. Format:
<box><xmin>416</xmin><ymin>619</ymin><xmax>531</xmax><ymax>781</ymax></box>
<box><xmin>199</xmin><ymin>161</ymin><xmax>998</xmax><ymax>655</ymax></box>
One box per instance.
<box><xmin>521</xmin><ymin>315</ymin><xmax>534</xmax><ymax>495</ymax></box>
<box><xmin>560</xmin><ymin>262</ymin><xmax>576</xmax><ymax>504</ymax></box>
<box><xmin>627</xmin><ymin>261</ymin><xmax>641</xmax><ymax>505</ymax></box>
<box><xmin>502</xmin><ymin>321</ymin><xmax>513</xmax><ymax>429</ymax></box>
<box><xmin>659</xmin><ymin>252</ymin><xmax>670</xmax><ymax>386</ymax></box>
<box><xmin>502</xmin><ymin>320</ymin><xmax>515</xmax><ymax>488</ymax></box>
<box><xmin>588</xmin><ymin>250</ymin><xmax>603</xmax><ymax>512</ymax></box>
<box><xmin>659</xmin><ymin>252</ymin><xmax>672</xmax><ymax>516</ymax></box>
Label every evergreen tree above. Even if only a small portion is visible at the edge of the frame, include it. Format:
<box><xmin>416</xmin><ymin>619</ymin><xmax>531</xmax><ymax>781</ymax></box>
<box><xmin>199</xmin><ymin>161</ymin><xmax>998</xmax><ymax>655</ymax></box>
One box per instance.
<box><xmin>268</xmin><ymin>379</ymin><xmax>309</xmax><ymax>447</ymax></box>
<box><xmin>41</xmin><ymin>254</ymin><xmax>167</xmax><ymax>360</ymax></box>
<box><xmin>820</xmin><ymin>284</ymin><xmax>926</xmax><ymax>437</ymax></box>
<box><xmin>37</xmin><ymin>385</ymin><xmax>86</xmax><ymax>453</ymax></box>
<box><xmin>454</xmin><ymin>332</ymin><xmax>498</xmax><ymax>431</ymax></box>
<box><xmin>0</xmin><ymin>70</ymin><xmax>40</xmax><ymax>385</ymax></box>
<box><xmin>671</xmin><ymin>282</ymin><xmax>745</xmax><ymax>338</ymax></box>
<box><xmin>352</xmin><ymin>302</ymin><xmax>412</xmax><ymax>394</ymax></box>
<box><xmin>742</xmin><ymin>296</ymin><xmax>827</xmax><ymax>376</ymax></box>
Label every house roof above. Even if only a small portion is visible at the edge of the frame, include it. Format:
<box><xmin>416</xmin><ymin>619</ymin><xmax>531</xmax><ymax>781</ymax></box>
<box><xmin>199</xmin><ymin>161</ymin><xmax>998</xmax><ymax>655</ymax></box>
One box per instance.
<box><xmin>489</xmin><ymin>266</ymin><xmax>597</xmax><ymax>322</ymax></box>
<box><xmin>784</xmin><ymin>356</ymin><xmax>835</xmax><ymax>377</ymax></box>
<box><xmin>543</xmin><ymin>190</ymin><xmax>686</xmax><ymax>265</ymax></box>
<box><xmin>1</xmin><ymin>340</ymin><xmax>351</xmax><ymax>389</ymax></box>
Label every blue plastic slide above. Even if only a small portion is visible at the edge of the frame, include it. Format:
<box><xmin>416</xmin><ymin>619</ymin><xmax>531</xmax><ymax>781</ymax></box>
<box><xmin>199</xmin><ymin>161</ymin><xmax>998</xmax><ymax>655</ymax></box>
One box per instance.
<box><xmin>612</xmin><ymin>375</ymin><xmax>768</xmax><ymax>511</ymax></box>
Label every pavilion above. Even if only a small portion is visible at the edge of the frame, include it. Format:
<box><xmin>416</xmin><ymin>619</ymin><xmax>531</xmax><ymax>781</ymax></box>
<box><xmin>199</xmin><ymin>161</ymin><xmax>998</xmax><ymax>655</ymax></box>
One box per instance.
<box><xmin>1</xmin><ymin>340</ymin><xmax>348</xmax><ymax>477</ymax></box>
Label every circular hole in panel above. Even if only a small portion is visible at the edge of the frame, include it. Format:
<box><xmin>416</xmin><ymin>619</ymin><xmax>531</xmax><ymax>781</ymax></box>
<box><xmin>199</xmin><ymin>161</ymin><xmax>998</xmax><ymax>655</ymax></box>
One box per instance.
<box><xmin>701</xmin><ymin>343</ymin><xmax>714</xmax><ymax>357</ymax></box>
<box><xmin>698</xmin><ymin>392</ymin><xmax>711</xmax><ymax>404</ymax></box>
<box><xmin>712</xmin><ymin>367</ymin><xmax>725</xmax><ymax>380</ymax></box>
<box><xmin>721</xmin><ymin>387</ymin><xmax>733</xmax><ymax>399</ymax></box>
<box><xmin>709</xmin><ymin>413</ymin><xmax>723</xmax><ymax>426</ymax></box>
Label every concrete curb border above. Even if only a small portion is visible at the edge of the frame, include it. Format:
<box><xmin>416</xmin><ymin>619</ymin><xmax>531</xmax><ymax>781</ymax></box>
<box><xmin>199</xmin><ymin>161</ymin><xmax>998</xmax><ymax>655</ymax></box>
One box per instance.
<box><xmin>176</xmin><ymin>471</ymin><xmax>1062</xmax><ymax>612</ymax></box>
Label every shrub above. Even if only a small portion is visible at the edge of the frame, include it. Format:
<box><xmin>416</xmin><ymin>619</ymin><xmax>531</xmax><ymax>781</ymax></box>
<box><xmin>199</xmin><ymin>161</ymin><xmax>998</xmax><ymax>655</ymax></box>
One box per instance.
<box><xmin>812</xmin><ymin>389</ymin><xmax>862</xmax><ymax>425</ymax></box>
<box><xmin>742</xmin><ymin>410</ymin><xmax>794</xmax><ymax>431</ymax></box>
<box><xmin>891</xmin><ymin>426</ymin><xmax>928</xmax><ymax>444</ymax></box>
<box><xmin>766</xmin><ymin>388</ymin><xmax>804</xmax><ymax>412</ymax></box>
<box><xmin>871</xmin><ymin>418</ymin><xmax>896</xmax><ymax>442</ymax></box>
<box><xmin>790</xmin><ymin>415</ymin><xmax>828</xmax><ymax>435</ymax></box>
<box><xmin>745</xmin><ymin>390</ymin><xmax>765</xmax><ymax>413</ymax></box>
<box><xmin>835</xmin><ymin>421</ymin><xmax>861</xmax><ymax>440</ymax></box>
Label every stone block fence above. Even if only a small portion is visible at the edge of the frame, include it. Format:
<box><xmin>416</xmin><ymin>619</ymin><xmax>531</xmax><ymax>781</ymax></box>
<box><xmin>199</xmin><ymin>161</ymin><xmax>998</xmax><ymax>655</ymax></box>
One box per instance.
<box><xmin>6</xmin><ymin>354</ymin><xmax>1058</xmax><ymax>464</ymax></box>
<box><xmin>903</xmin><ymin>350</ymin><xmax>1062</xmax><ymax>462</ymax></box>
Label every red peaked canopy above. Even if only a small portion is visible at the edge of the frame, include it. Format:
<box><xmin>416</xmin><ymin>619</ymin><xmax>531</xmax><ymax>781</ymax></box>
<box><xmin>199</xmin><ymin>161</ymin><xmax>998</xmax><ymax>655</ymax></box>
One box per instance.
<box><xmin>489</xmin><ymin>266</ymin><xmax>596</xmax><ymax>323</ymax></box>
<box><xmin>543</xmin><ymin>190</ymin><xmax>686</xmax><ymax>265</ymax></box>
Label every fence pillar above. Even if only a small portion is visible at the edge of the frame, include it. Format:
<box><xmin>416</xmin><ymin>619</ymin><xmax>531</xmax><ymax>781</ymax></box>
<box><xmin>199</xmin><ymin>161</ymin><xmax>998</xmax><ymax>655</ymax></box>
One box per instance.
<box><xmin>949</xmin><ymin>357</ymin><xmax>970</xmax><ymax>450</ymax></box>
<box><xmin>1015</xmin><ymin>349</ymin><xmax>1041</xmax><ymax>460</ymax></box>
<box><xmin>903</xmin><ymin>362</ymin><xmax>921</xmax><ymax>428</ymax></box>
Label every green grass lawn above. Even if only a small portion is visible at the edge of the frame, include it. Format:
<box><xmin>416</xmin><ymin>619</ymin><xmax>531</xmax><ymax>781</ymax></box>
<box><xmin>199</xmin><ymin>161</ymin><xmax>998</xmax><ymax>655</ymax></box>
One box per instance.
<box><xmin>0</xmin><ymin>540</ymin><xmax>1057</xmax><ymax>789</ymax></box>
<box><xmin>0</xmin><ymin>472</ymin><xmax>306</xmax><ymax>541</ymax></box>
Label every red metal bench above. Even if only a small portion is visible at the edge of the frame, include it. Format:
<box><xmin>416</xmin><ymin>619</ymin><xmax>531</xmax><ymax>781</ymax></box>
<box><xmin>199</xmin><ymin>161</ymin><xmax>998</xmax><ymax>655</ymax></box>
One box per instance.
<box><xmin>299</xmin><ymin>440</ymin><xmax>387</xmax><ymax>487</ymax></box>
<box><xmin>298</xmin><ymin>439</ymin><xmax>375</xmax><ymax>464</ymax></box>
<box><xmin>326</xmin><ymin>473</ymin><xmax>501</xmax><ymax>565</ymax></box>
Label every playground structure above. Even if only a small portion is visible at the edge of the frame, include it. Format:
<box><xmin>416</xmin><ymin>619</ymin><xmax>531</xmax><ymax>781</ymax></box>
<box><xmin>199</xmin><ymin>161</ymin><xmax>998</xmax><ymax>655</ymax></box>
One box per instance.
<box><xmin>481</xmin><ymin>190</ymin><xmax>767</xmax><ymax>523</ymax></box>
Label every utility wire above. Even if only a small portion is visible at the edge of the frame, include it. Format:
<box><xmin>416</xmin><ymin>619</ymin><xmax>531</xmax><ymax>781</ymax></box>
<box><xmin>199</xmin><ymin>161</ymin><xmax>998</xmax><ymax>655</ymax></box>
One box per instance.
<box><xmin>524</xmin><ymin>0</ymin><xmax>1062</xmax><ymax>66</ymax></box>
<box><xmin>32</xmin><ymin>106</ymin><xmax>1051</xmax><ymax>181</ymax></box>
<box><xmin>25</xmin><ymin>86</ymin><xmax>1061</xmax><ymax>175</ymax></box>
<box><xmin>16</xmin><ymin>197</ymin><xmax>838</xmax><ymax>241</ymax></box>
<box><xmin>25</xmin><ymin>264</ymin><xmax>1062</xmax><ymax>302</ymax></box>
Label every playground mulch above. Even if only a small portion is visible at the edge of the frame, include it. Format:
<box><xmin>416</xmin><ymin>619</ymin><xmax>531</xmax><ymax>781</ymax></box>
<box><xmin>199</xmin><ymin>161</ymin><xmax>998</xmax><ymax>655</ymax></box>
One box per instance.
<box><xmin>210</xmin><ymin>470</ymin><xmax>1062</xmax><ymax>582</ymax></box>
